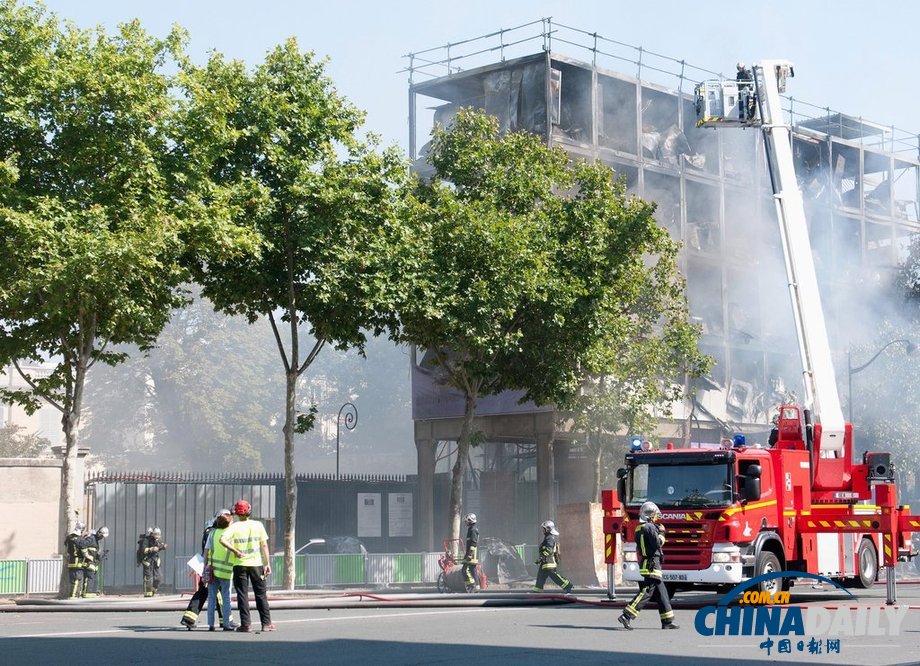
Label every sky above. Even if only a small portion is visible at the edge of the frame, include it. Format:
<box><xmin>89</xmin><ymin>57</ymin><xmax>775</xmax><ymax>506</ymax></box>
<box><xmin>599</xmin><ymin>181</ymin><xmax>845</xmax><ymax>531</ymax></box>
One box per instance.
<box><xmin>35</xmin><ymin>1</ymin><xmax>920</xmax><ymax>154</ymax></box>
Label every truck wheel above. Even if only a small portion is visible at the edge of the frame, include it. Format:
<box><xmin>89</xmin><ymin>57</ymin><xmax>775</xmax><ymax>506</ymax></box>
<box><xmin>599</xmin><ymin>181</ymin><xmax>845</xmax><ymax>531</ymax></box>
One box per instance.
<box><xmin>754</xmin><ymin>551</ymin><xmax>789</xmax><ymax>593</ymax></box>
<box><xmin>853</xmin><ymin>539</ymin><xmax>878</xmax><ymax>589</ymax></box>
<box><xmin>437</xmin><ymin>571</ymin><xmax>448</xmax><ymax>593</ymax></box>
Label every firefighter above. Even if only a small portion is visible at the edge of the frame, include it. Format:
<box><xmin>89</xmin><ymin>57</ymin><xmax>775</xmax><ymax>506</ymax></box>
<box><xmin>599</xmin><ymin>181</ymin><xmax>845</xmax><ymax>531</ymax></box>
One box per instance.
<box><xmin>81</xmin><ymin>526</ymin><xmax>109</xmax><ymax>597</ymax></box>
<box><xmin>736</xmin><ymin>62</ymin><xmax>754</xmax><ymax>120</ymax></box>
<box><xmin>532</xmin><ymin>520</ymin><xmax>574</xmax><ymax>594</ymax></box>
<box><xmin>65</xmin><ymin>521</ymin><xmax>86</xmax><ymax>598</ymax></box>
<box><xmin>461</xmin><ymin>513</ymin><xmax>480</xmax><ymax>592</ymax></box>
<box><xmin>141</xmin><ymin>526</ymin><xmax>167</xmax><ymax>597</ymax></box>
<box><xmin>181</xmin><ymin>510</ymin><xmax>234</xmax><ymax>630</ymax></box>
<box><xmin>618</xmin><ymin>501</ymin><xmax>679</xmax><ymax>630</ymax></box>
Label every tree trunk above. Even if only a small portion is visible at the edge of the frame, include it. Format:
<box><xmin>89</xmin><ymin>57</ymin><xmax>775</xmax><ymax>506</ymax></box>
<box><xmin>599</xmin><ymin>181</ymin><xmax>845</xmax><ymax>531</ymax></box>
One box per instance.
<box><xmin>57</xmin><ymin>355</ymin><xmax>86</xmax><ymax>597</ymax></box>
<box><xmin>282</xmin><ymin>367</ymin><xmax>297</xmax><ymax>590</ymax></box>
<box><xmin>57</xmin><ymin>409</ymin><xmax>79</xmax><ymax>597</ymax></box>
<box><xmin>447</xmin><ymin>393</ymin><xmax>476</xmax><ymax>543</ymax></box>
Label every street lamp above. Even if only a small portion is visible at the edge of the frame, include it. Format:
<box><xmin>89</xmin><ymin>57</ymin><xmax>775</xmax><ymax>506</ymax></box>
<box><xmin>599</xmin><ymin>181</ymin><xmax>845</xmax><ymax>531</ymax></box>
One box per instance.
<box><xmin>336</xmin><ymin>402</ymin><xmax>358</xmax><ymax>479</ymax></box>
<box><xmin>847</xmin><ymin>339</ymin><xmax>919</xmax><ymax>423</ymax></box>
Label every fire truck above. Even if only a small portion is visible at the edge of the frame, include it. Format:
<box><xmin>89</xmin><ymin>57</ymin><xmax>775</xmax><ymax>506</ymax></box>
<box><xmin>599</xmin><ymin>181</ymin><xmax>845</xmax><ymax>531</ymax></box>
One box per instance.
<box><xmin>602</xmin><ymin>61</ymin><xmax>919</xmax><ymax>602</ymax></box>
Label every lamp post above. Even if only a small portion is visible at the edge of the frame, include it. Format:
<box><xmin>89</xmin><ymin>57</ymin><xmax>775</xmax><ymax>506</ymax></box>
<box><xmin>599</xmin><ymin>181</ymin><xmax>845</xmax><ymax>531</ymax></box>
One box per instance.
<box><xmin>847</xmin><ymin>339</ymin><xmax>918</xmax><ymax>423</ymax></box>
<box><xmin>336</xmin><ymin>402</ymin><xmax>358</xmax><ymax>479</ymax></box>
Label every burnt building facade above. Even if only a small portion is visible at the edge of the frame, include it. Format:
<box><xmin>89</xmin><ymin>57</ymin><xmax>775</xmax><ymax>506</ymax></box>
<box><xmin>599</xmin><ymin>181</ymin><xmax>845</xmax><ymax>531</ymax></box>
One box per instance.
<box><xmin>406</xmin><ymin>20</ymin><xmax>920</xmax><ymax>549</ymax></box>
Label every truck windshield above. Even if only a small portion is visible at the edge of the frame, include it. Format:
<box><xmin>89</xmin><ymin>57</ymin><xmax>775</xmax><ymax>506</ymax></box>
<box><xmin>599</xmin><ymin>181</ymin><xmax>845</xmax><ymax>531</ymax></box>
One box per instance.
<box><xmin>627</xmin><ymin>463</ymin><xmax>733</xmax><ymax>508</ymax></box>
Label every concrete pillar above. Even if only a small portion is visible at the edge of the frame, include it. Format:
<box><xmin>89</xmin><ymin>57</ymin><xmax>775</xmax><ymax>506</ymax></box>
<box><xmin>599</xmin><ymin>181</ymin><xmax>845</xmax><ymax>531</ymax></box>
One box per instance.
<box><xmin>536</xmin><ymin>431</ymin><xmax>555</xmax><ymax>529</ymax></box>
<box><xmin>414</xmin><ymin>436</ymin><xmax>436</xmax><ymax>552</ymax></box>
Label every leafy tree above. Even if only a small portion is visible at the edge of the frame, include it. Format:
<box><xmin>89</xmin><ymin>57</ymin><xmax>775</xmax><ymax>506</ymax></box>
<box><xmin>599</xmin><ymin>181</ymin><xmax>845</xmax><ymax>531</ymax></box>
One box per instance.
<box><xmin>186</xmin><ymin>40</ymin><xmax>412</xmax><ymax>588</ymax></box>
<box><xmin>394</xmin><ymin>109</ymin><xmax>704</xmax><ymax>540</ymax></box>
<box><xmin>82</xmin><ymin>291</ymin><xmax>280</xmax><ymax>471</ymax></box>
<box><xmin>0</xmin><ymin>4</ymin><xmax>238</xmax><ymax>593</ymax></box>
<box><xmin>0</xmin><ymin>423</ymin><xmax>50</xmax><ymax>458</ymax></box>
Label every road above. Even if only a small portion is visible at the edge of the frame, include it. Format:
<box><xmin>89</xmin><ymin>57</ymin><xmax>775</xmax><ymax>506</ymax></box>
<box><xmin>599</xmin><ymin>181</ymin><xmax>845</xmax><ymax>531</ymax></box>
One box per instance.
<box><xmin>2</xmin><ymin>584</ymin><xmax>920</xmax><ymax>665</ymax></box>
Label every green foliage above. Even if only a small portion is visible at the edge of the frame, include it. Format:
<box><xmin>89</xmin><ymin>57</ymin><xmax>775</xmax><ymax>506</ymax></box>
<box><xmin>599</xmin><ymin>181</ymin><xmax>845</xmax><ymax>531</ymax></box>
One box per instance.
<box><xmin>294</xmin><ymin>405</ymin><xmax>318</xmax><ymax>435</ymax></box>
<box><xmin>396</xmin><ymin>108</ymin><xmax>707</xmax><ymax>531</ymax></box>
<box><xmin>185</xmin><ymin>39</ymin><xmax>412</xmax><ymax>345</ymax></box>
<box><xmin>397</xmin><ymin>108</ymin><xmax>706</xmax><ymax>410</ymax></box>
<box><xmin>0</xmin><ymin>423</ymin><xmax>50</xmax><ymax>458</ymax></box>
<box><xmin>183</xmin><ymin>37</ymin><xmax>413</xmax><ymax>588</ymax></box>
<box><xmin>0</xmin><ymin>3</ymin><xmax>219</xmax><ymax>414</ymax></box>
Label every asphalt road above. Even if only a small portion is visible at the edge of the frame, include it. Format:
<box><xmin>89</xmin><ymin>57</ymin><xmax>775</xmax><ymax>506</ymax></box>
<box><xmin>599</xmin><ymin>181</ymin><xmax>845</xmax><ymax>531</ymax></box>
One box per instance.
<box><xmin>2</xmin><ymin>584</ymin><xmax>920</xmax><ymax>665</ymax></box>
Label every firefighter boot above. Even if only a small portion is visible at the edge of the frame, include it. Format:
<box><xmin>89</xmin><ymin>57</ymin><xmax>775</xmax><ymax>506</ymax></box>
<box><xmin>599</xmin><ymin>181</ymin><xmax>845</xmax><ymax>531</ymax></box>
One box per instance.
<box><xmin>617</xmin><ymin>614</ymin><xmax>633</xmax><ymax>630</ymax></box>
<box><xmin>181</xmin><ymin>610</ymin><xmax>198</xmax><ymax>630</ymax></box>
<box><xmin>662</xmin><ymin>621</ymin><xmax>679</xmax><ymax>630</ymax></box>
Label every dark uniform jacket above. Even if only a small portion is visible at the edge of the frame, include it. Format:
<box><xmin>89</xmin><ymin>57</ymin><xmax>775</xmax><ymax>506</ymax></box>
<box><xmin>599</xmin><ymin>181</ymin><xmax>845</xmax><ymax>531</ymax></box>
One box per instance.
<box><xmin>636</xmin><ymin>521</ymin><xmax>665</xmax><ymax>579</ymax></box>
<box><xmin>65</xmin><ymin>533</ymin><xmax>83</xmax><ymax>568</ymax></box>
<box><xmin>464</xmin><ymin>524</ymin><xmax>480</xmax><ymax>564</ymax></box>
<box><xmin>538</xmin><ymin>534</ymin><xmax>561</xmax><ymax>569</ymax></box>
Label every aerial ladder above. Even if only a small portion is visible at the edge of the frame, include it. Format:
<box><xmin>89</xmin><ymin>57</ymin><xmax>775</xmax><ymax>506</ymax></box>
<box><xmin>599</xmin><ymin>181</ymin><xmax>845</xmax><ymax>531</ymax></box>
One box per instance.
<box><xmin>602</xmin><ymin>62</ymin><xmax>918</xmax><ymax>606</ymax></box>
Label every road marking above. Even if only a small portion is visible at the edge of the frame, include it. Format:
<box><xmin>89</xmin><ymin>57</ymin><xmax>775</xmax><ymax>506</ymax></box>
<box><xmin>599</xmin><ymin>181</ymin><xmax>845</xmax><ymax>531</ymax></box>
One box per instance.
<box><xmin>9</xmin><ymin>629</ymin><xmax>126</xmax><ymax>639</ymax></box>
<box><xmin>276</xmin><ymin>608</ymin><xmax>504</xmax><ymax>625</ymax></box>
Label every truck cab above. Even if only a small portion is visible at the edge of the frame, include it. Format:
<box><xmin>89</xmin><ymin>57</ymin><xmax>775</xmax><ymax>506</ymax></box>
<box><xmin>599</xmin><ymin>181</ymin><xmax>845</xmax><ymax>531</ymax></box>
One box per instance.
<box><xmin>617</xmin><ymin>445</ymin><xmax>786</xmax><ymax>592</ymax></box>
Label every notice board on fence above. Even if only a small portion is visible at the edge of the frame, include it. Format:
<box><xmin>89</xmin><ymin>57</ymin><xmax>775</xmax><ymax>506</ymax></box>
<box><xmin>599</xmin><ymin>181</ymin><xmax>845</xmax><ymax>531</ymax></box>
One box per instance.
<box><xmin>357</xmin><ymin>493</ymin><xmax>381</xmax><ymax>537</ymax></box>
<box><xmin>388</xmin><ymin>492</ymin><xmax>413</xmax><ymax>537</ymax></box>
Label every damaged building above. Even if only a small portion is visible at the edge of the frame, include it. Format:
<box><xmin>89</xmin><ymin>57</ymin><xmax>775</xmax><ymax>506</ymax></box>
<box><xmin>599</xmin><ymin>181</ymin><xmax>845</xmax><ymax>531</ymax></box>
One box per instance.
<box><xmin>405</xmin><ymin>20</ymin><xmax>920</xmax><ymax>550</ymax></box>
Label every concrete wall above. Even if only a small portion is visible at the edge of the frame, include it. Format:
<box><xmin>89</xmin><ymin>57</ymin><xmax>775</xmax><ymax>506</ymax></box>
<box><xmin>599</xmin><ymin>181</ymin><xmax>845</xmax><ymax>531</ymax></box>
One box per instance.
<box><xmin>557</xmin><ymin>502</ymin><xmax>621</xmax><ymax>586</ymax></box>
<box><xmin>0</xmin><ymin>453</ymin><xmax>85</xmax><ymax>559</ymax></box>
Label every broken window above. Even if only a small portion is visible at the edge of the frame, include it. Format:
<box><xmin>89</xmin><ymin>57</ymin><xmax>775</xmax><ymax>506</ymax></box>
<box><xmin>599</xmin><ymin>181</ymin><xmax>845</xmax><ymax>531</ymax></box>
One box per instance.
<box><xmin>644</xmin><ymin>170</ymin><xmax>681</xmax><ymax>240</ymax></box>
<box><xmin>550</xmin><ymin>61</ymin><xmax>592</xmax><ymax>145</ymax></box>
<box><xmin>598</xmin><ymin>73</ymin><xmax>637</xmax><ymax>154</ymax></box>
<box><xmin>686</xmin><ymin>180</ymin><xmax>720</xmax><ymax>254</ymax></box>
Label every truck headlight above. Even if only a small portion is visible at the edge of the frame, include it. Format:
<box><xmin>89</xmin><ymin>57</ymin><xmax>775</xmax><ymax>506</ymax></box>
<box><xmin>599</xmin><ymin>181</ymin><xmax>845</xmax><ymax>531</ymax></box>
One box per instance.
<box><xmin>712</xmin><ymin>551</ymin><xmax>741</xmax><ymax>564</ymax></box>
<box><xmin>624</xmin><ymin>551</ymin><xmax>638</xmax><ymax>562</ymax></box>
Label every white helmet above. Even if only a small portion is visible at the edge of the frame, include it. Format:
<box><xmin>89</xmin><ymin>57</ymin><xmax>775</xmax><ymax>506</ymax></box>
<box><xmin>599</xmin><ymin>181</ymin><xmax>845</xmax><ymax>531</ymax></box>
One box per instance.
<box><xmin>96</xmin><ymin>526</ymin><xmax>109</xmax><ymax>538</ymax></box>
<box><xmin>737</xmin><ymin>62</ymin><xmax>745</xmax><ymax>70</ymax></box>
<box><xmin>152</xmin><ymin>527</ymin><xmax>162</xmax><ymax>538</ymax></box>
<box><xmin>541</xmin><ymin>520</ymin><xmax>559</xmax><ymax>536</ymax></box>
<box><xmin>71</xmin><ymin>520</ymin><xmax>86</xmax><ymax>535</ymax></box>
<box><xmin>464</xmin><ymin>513</ymin><xmax>477</xmax><ymax>525</ymax></box>
<box><xmin>639</xmin><ymin>501</ymin><xmax>660</xmax><ymax>523</ymax></box>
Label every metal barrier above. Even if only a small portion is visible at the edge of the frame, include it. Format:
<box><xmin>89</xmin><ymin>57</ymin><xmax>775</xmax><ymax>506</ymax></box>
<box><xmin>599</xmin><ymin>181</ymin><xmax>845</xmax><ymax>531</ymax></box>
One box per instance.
<box><xmin>27</xmin><ymin>559</ymin><xmax>63</xmax><ymax>594</ymax></box>
<box><xmin>174</xmin><ymin>552</ymin><xmax>446</xmax><ymax>590</ymax></box>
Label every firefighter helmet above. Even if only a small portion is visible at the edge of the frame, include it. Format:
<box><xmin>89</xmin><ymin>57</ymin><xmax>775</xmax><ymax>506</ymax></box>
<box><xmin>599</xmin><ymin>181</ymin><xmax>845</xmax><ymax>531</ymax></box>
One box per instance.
<box><xmin>96</xmin><ymin>526</ymin><xmax>109</xmax><ymax>538</ymax></box>
<box><xmin>463</xmin><ymin>513</ymin><xmax>477</xmax><ymax>525</ymax></box>
<box><xmin>214</xmin><ymin>508</ymin><xmax>231</xmax><ymax>520</ymax></box>
<box><xmin>152</xmin><ymin>527</ymin><xmax>161</xmax><ymax>538</ymax></box>
<box><xmin>541</xmin><ymin>520</ymin><xmax>559</xmax><ymax>536</ymax></box>
<box><xmin>639</xmin><ymin>501</ymin><xmax>660</xmax><ymax>523</ymax></box>
<box><xmin>233</xmin><ymin>499</ymin><xmax>252</xmax><ymax>516</ymax></box>
<box><xmin>737</xmin><ymin>61</ymin><xmax>745</xmax><ymax>71</ymax></box>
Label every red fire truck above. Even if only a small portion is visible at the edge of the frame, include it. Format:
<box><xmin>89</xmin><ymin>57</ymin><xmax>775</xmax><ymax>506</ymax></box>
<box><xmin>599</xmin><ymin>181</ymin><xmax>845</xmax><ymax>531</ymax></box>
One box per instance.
<box><xmin>603</xmin><ymin>61</ymin><xmax>919</xmax><ymax>602</ymax></box>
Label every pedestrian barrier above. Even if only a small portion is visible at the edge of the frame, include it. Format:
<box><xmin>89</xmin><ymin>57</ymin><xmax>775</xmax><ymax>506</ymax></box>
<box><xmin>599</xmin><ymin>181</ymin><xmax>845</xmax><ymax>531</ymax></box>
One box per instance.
<box><xmin>173</xmin><ymin>552</ymin><xmax>449</xmax><ymax>591</ymax></box>
<box><xmin>0</xmin><ymin>560</ymin><xmax>26</xmax><ymax>595</ymax></box>
<box><xmin>27</xmin><ymin>559</ymin><xmax>63</xmax><ymax>594</ymax></box>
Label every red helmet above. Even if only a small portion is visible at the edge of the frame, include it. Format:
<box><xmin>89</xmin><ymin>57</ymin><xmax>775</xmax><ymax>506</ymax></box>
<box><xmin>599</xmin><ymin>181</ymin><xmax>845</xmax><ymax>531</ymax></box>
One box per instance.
<box><xmin>232</xmin><ymin>499</ymin><xmax>252</xmax><ymax>516</ymax></box>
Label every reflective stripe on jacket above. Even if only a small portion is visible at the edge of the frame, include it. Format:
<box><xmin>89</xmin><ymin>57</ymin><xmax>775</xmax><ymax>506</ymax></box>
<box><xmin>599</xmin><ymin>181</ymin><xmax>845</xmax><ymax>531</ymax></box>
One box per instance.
<box><xmin>224</xmin><ymin>519</ymin><xmax>268</xmax><ymax>567</ymax></box>
<box><xmin>637</xmin><ymin>521</ymin><xmax>664</xmax><ymax>578</ymax></box>
<box><xmin>539</xmin><ymin>534</ymin><xmax>559</xmax><ymax>569</ymax></box>
<box><xmin>209</xmin><ymin>527</ymin><xmax>234</xmax><ymax>579</ymax></box>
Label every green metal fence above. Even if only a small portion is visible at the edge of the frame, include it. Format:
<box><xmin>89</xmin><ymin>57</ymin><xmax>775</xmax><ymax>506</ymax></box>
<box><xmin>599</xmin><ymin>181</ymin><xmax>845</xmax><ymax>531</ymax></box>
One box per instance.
<box><xmin>0</xmin><ymin>560</ymin><xmax>26</xmax><ymax>595</ymax></box>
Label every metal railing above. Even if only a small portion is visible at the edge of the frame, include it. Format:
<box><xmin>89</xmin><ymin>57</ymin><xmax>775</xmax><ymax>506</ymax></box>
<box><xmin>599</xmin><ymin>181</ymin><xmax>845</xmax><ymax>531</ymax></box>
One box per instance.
<box><xmin>403</xmin><ymin>17</ymin><xmax>919</xmax><ymax>156</ymax></box>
